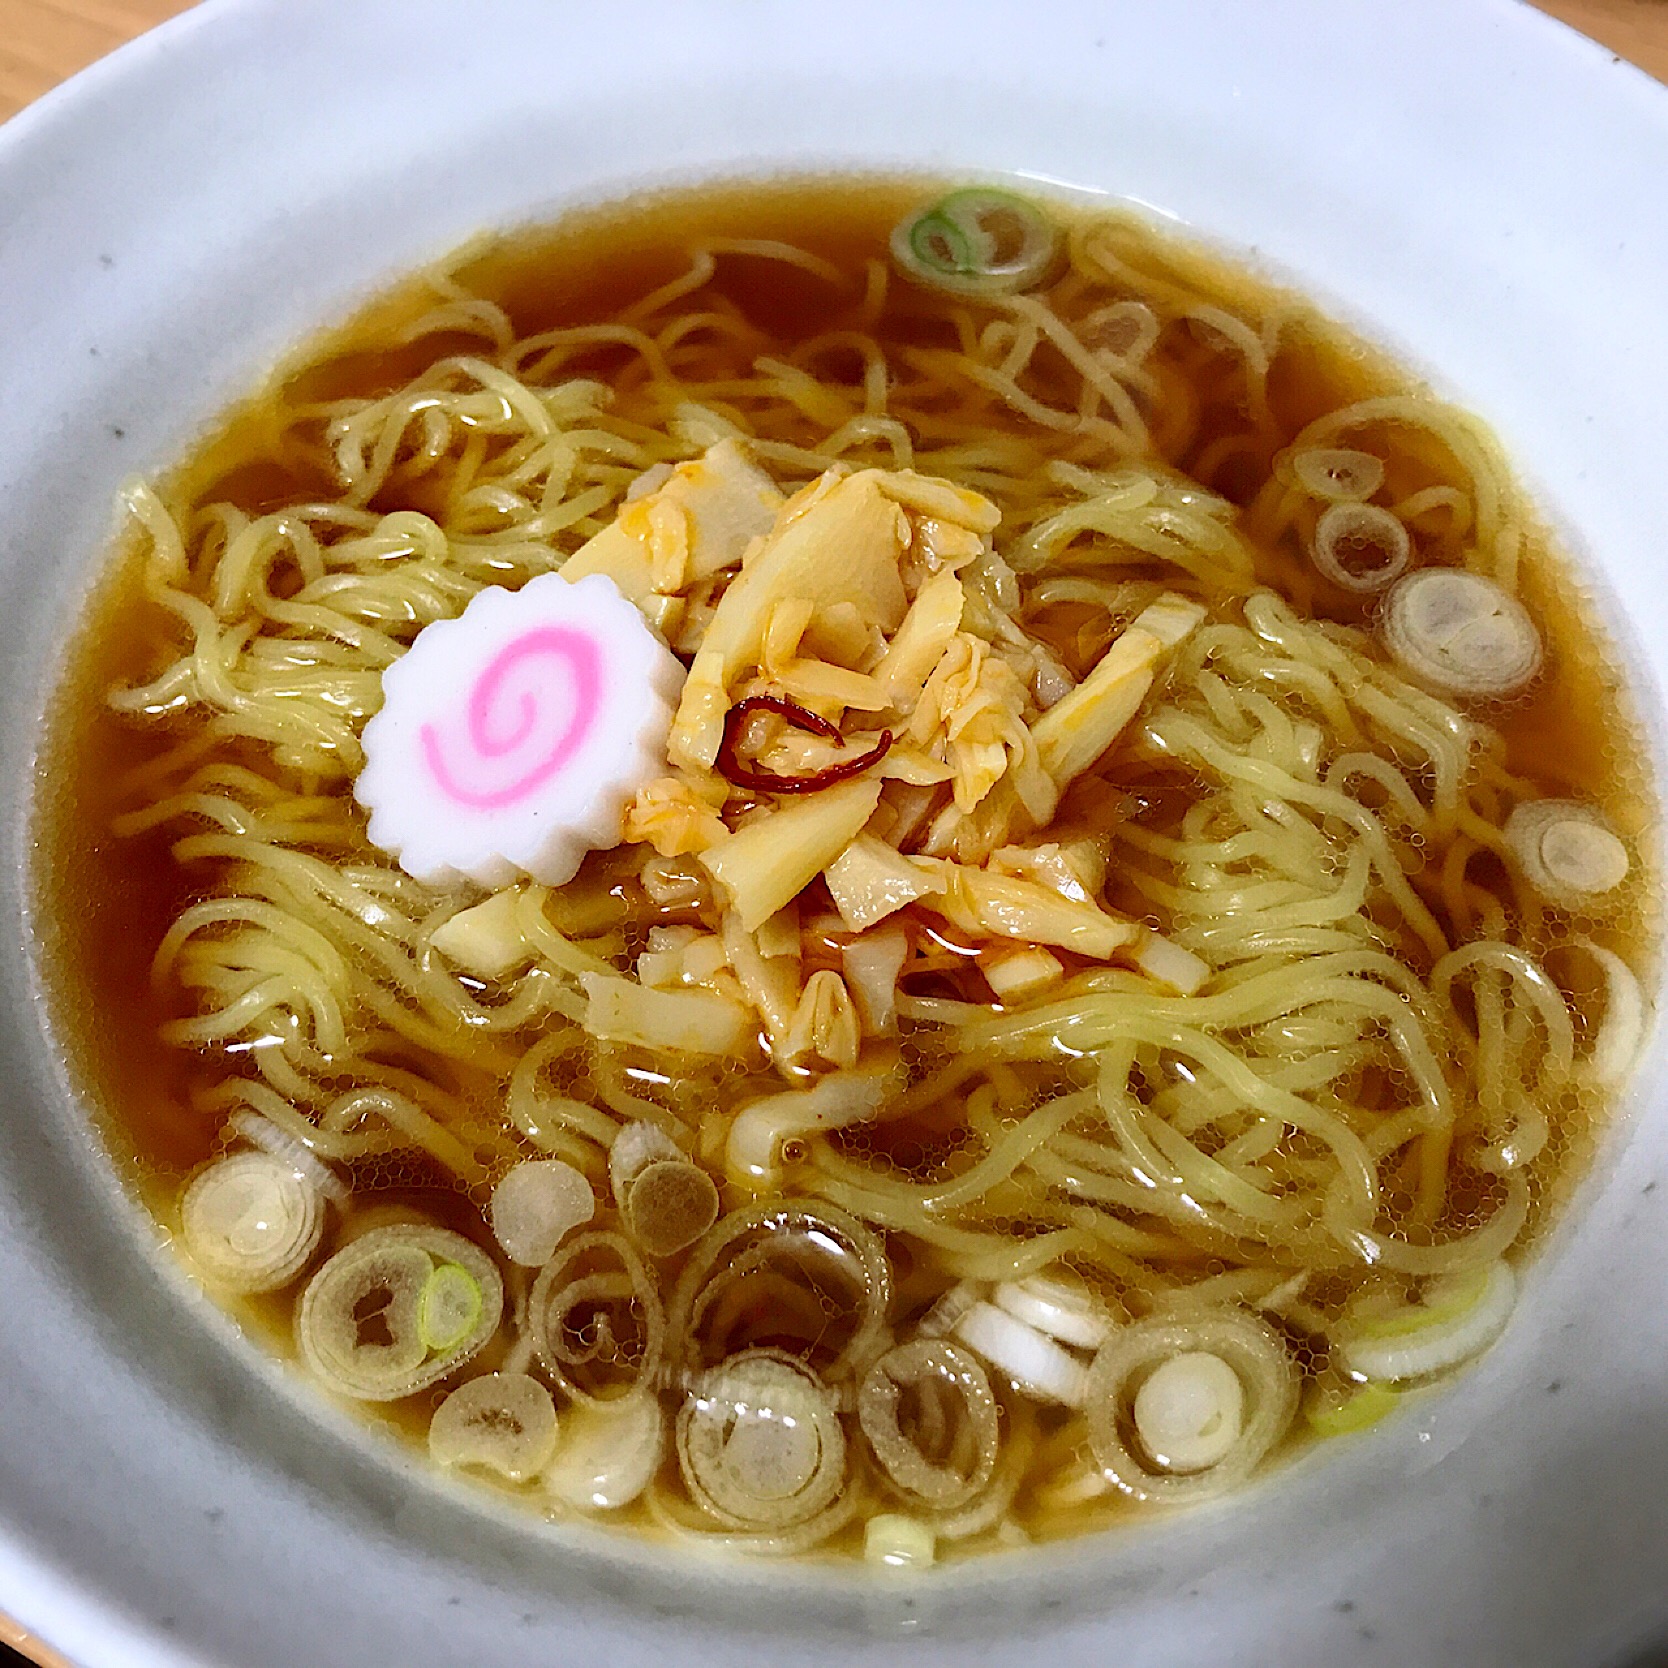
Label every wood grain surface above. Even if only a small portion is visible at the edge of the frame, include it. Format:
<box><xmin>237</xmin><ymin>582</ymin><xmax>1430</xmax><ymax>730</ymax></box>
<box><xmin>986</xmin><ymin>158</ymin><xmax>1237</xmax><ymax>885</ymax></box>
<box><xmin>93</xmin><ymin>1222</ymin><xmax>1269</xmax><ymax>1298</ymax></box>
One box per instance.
<box><xmin>0</xmin><ymin>0</ymin><xmax>1664</xmax><ymax>1665</ymax></box>
<box><xmin>1</xmin><ymin>0</ymin><xmax>193</xmax><ymax>121</ymax></box>
<box><xmin>1540</xmin><ymin>0</ymin><xmax>1668</xmax><ymax>76</ymax></box>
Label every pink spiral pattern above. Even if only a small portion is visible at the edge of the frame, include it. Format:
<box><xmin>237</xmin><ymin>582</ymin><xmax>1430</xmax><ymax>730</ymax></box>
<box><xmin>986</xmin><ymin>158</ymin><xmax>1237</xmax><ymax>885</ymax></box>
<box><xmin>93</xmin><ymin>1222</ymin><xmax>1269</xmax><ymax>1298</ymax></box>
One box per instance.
<box><xmin>420</xmin><ymin>626</ymin><xmax>604</xmax><ymax>810</ymax></box>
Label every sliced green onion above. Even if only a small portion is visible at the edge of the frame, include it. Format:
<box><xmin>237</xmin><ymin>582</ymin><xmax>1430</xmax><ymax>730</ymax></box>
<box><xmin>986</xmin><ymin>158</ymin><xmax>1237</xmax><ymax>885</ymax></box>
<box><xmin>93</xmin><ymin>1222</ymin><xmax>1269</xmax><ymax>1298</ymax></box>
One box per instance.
<box><xmin>908</xmin><ymin>211</ymin><xmax>977</xmax><ymax>276</ymax></box>
<box><xmin>1505</xmin><ymin>800</ymin><xmax>1631</xmax><ymax>910</ymax></box>
<box><xmin>228</xmin><ymin>1109</ymin><xmax>348</xmax><ymax>1205</ymax></box>
<box><xmin>297</xmin><ymin>1224</ymin><xmax>503</xmax><ymax>1401</ymax></box>
<box><xmin>938</xmin><ymin>188</ymin><xmax>1058</xmax><ymax>282</ymax></box>
<box><xmin>1352</xmin><ymin>1264</ymin><xmax>1491</xmax><ymax>1341</ymax></box>
<box><xmin>419</xmin><ymin>1263</ymin><xmax>484</xmax><ymax>1351</ymax></box>
<box><xmin>669</xmin><ymin>1200</ymin><xmax>891</xmax><ymax>1388</ymax></box>
<box><xmin>676</xmin><ymin>1349</ymin><xmax>846</xmax><ymax>1531</ymax></box>
<box><xmin>864</xmin><ymin>1513</ymin><xmax>937</xmax><ymax>1569</ymax></box>
<box><xmin>1381</xmin><ymin>568</ymin><xmax>1542</xmax><ymax>699</ymax></box>
<box><xmin>918</xmin><ymin>1280</ymin><xmax>986</xmax><ymax>1339</ymax></box>
<box><xmin>489</xmin><ymin>1158</ymin><xmax>594</xmax><ymax>1267</ymax></box>
<box><xmin>610</xmin><ymin>1122</ymin><xmax>719</xmax><ymax>1258</ymax></box>
<box><xmin>891</xmin><ymin>188</ymin><xmax>1060</xmax><ymax>297</ymax></box>
<box><xmin>1290</xmin><ymin>446</ymin><xmax>1386</xmax><ymax>503</ymax></box>
<box><xmin>429</xmin><ymin>1372</ymin><xmax>558</xmax><ymax>1482</ymax></box>
<box><xmin>179</xmin><ymin>1150</ymin><xmax>325</xmax><ymax>1294</ymax></box>
<box><xmin>991</xmin><ymin>1273</ymin><xmax>1114</xmax><ymax>1350</ymax></box>
<box><xmin>1085</xmin><ymin>1309</ymin><xmax>1298</xmax><ymax>1503</ymax></box>
<box><xmin>1132</xmin><ymin>1350</ymin><xmax>1246</xmax><ymax>1472</ymax></box>
<box><xmin>954</xmin><ymin>1299</ymin><xmax>1088</xmax><ymax>1406</ymax></box>
<box><xmin>1306</xmin><ymin>1380</ymin><xmax>1402</xmax><ymax>1438</ymax></box>
<box><xmin>300</xmin><ymin>1241</ymin><xmax>432</xmax><ymax>1396</ymax></box>
<box><xmin>1310</xmin><ymin>502</ymin><xmax>1411</xmax><ymax>594</ymax></box>
<box><xmin>1338</xmin><ymin>1261</ymin><xmax>1516</xmax><ymax>1383</ymax></box>
<box><xmin>528</xmin><ymin>1230</ymin><xmax>665</xmax><ymax>1407</ymax></box>
<box><xmin>859</xmin><ymin>1339</ymin><xmax>999</xmax><ymax>1513</ymax></box>
<box><xmin>544</xmin><ymin>1392</ymin><xmax>666</xmax><ymax>1511</ymax></box>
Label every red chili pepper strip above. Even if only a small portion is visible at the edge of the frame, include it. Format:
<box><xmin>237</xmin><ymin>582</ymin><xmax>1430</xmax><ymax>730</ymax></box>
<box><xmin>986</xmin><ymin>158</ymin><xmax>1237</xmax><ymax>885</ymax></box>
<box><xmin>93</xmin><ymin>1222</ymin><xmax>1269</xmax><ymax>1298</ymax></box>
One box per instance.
<box><xmin>716</xmin><ymin>694</ymin><xmax>894</xmax><ymax>794</ymax></box>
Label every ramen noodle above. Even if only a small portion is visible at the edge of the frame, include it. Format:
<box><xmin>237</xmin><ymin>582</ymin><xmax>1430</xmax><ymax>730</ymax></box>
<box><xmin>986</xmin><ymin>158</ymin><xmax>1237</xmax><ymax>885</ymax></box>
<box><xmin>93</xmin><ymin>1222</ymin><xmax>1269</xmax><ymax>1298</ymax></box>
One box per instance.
<box><xmin>37</xmin><ymin>178</ymin><xmax>1657</xmax><ymax>1564</ymax></box>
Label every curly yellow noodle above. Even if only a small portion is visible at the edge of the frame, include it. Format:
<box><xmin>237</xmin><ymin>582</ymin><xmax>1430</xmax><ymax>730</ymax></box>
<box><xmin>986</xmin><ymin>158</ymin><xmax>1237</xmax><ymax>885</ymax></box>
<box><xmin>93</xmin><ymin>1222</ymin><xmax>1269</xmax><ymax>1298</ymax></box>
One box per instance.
<box><xmin>74</xmin><ymin>187</ymin><xmax>1653</xmax><ymax>1557</ymax></box>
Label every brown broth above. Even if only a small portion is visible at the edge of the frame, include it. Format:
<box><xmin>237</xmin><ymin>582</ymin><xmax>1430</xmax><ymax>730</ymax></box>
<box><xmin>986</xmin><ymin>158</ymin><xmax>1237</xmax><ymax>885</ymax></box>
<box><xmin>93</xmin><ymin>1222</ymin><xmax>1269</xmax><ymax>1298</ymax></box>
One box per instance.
<box><xmin>33</xmin><ymin>176</ymin><xmax>1658</xmax><ymax>1555</ymax></box>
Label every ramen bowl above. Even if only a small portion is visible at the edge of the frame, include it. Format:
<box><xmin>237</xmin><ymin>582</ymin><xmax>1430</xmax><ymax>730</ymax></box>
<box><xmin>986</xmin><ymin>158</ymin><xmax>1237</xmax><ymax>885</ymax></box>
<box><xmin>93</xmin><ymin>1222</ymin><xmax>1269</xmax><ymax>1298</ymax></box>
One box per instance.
<box><xmin>3</xmin><ymin>1</ymin><xmax>1668</xmax><ymax>1664</ymax></box>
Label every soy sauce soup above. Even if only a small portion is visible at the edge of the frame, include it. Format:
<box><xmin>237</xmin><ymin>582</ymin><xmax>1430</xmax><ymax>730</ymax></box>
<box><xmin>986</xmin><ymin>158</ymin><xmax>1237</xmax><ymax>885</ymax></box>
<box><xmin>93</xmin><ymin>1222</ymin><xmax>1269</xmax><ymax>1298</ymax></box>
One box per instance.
<box><xmin>36</xmin><ymin>178</ymin><xmax>1656</xmax><ymax>1561</ymax></box>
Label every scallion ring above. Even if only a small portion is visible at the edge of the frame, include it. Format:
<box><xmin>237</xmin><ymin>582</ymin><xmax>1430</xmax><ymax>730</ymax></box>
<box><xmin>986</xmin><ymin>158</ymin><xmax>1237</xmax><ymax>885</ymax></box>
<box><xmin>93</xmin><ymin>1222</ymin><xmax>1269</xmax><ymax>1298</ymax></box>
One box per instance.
<box><xmin>1085</xmin><ymin>1309</ymin><xmax>1298</xmax><ymax>1503</ymax></box>
<box><xmin>676</xmin><ymin>1349</ymin><xmax>846</xmax><ymax>1532</ymax></box>
<box><xmin>180</xmin><ymin>1150</ymin><xmax>325</xmax><ymax>1294</ymax></box>
<box><xmin>528</xmin><ymin>1229</ymin><xmax>665</xmax><ymax>1408</ymax></box>
<box><xmin>909</xmin><ymin>210</ymin><xmax>977</xmax><ymax>276</ymax></box>
<box><xmin>858</xmin><ymin>1338</ymin><xmax>999</xmax><ymax>1513</ymax></box>
<box><xmin>669</xmin><ymin>1200</ymin><xmax>892</xmax><ymax>1388</ymax></box>
<box><xmin>544</xmin><ymin>1392</ymin><xmax>666</xmax><ymax>1511</ymax></box>
<box><xmin>891</xmin><ymin>188</ymin><xmax>1060</xmax><ymax>297</ymax></box>
<box><xmin>429</xmin><ymin>1372</ymin><xmax>559</xmax><ymax>1482</ymax></box>
<box><xmin>297</xmin><ymin>1224</ymin><xmax>502</xmax><ymax>1401</ymax></box>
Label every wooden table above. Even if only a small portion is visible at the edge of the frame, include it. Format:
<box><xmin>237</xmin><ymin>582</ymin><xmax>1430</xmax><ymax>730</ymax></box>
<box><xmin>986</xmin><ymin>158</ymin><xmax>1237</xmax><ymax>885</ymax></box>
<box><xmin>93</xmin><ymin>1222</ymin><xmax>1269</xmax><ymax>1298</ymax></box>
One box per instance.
<box><xmin>1</xmin><ymin>0</ymin><xmax>1666</xmax><ymax>1664</ymax></box>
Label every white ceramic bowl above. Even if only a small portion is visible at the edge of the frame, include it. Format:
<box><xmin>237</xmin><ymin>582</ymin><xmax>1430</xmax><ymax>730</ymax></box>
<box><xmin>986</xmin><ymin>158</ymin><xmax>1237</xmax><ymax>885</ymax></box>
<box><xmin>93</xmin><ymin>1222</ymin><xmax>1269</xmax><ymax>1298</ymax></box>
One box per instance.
<box><xmin>3</xmin><ymin>2</ymin><xmax>1668</xmax><ymax>1664</ymax></box>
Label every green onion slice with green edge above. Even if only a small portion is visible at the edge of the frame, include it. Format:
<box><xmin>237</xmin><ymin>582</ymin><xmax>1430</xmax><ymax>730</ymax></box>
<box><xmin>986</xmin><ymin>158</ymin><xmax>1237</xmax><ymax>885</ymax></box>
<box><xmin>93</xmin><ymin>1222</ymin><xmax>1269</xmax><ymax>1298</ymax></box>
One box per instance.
<box><xmin>297</xmin><ymin>1224</ymin><xmax>503</xmax><ymax>1401</ymax></box>
<box><xmin>419</xmin><ymin>1262</ymin><xmax>485</xmax><ymax>1351</ymax></box>
<box><xmin>1306</xmin><ymin>1380</ymin><xmax>1401</xmax><ymax>1439</ymax></box>
<box><xmin>891</xmin><ymin>188</ymin><xmax>1060</xmax><ymax>297</ymax></box>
